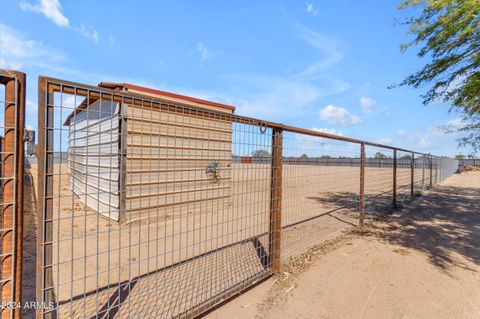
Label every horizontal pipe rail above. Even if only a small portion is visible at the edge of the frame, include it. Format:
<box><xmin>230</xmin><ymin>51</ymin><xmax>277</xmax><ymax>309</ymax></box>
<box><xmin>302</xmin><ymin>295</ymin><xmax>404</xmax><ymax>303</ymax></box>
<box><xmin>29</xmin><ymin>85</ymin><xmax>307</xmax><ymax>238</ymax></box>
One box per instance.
<box><xmin>41</xmin><ymin>76</ymin><xmax>434</xmax><ymax>157</ymax></box>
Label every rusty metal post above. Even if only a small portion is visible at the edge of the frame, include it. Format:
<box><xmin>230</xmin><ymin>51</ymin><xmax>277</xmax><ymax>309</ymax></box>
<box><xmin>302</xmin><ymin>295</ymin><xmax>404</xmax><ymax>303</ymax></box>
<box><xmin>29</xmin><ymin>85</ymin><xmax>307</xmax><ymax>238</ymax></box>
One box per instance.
<box><xmin>1</xmin><ymin>76</ymin><xmax>15</xmax><ymax>319</ymax></box>
<box><xmin>37</xmin><ymin>77</ymin><xmax>55</xmax><ymax>318</ymax></box>
<box><xmin>1</xmin><ymin>70</ymin><xmax>25</xmax><ymax>319</ymax></box>
<box><xmin>359</xmin><ymin>143</ymin><xmax>365</xmax><ymax>226</ymax></box>
<box><xmin>393</xmin><ymin>149</ymin><xmax>397</xmax><ymax>209</ymax></box>
<box><xmin>269</xmin><ymin>127</ymin><xmax>282</xmax><ymax>273</ymax></box>
<box><xmin>0</xmin><ymin>137</ymin><xmax>3</xmax><ymax>190</ymax></box>
<box><xmin>14</xmin><ymin>72</ymin><xmax>25</xmax><ymax>319</ymax></box>
<box><xmin>410</xmin><ymin>152</ymin><xmax>414</xmax><ymax>197</ymax></box>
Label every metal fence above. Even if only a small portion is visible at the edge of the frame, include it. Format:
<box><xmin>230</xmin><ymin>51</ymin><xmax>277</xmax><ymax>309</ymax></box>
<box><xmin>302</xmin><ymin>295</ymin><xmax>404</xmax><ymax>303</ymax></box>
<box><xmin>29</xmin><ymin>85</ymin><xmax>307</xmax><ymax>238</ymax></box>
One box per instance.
<box><xmin>0</xmin><ymin>70</ymin><xmax>25</xmax><ymax>319</ymax></box>
<box><xmin>0</xmin><ymin>70</ymin><xmax>460</xmax><ymax>318</ymax></box>
<box><xmin>459</xmin><ymin>159</ymin><xmax>480</xmax><ymax>169</ymax></box>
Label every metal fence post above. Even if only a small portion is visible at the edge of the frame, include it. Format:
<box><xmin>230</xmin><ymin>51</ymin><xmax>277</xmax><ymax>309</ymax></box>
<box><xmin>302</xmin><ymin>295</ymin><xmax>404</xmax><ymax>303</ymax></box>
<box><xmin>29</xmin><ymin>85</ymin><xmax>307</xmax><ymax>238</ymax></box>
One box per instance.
<box><xmin>359</xmin><ymin>143</ymin><xmax>365</xmax><ymax>226</ymax></box>
<box><xmin>269</xmin><ymin>127</ymin><xmax>283</xmax><ymax>273</ymax></box>
<box><xmin>410</xmin><ymin>152</ymin><xmax>414</xmax><ymax>197</ymax></box>
<box><xmin>422</xmin><ymin>155</ymin><xmax>425</xmax><ymax>190</ymax></box>
<box><xmin>393</xmin><ymin>149</ymin><xmax>397</xmax><ymax>209</ymax></box>
<box><xmin>37</xmin><ymin>77</ymin><xmax>54</xmax><ymax>319</ymax></box>
<box><xmin>0</xmin><ymin>70</ymin><xmax>25</xmax><ymax>319</ymax></box>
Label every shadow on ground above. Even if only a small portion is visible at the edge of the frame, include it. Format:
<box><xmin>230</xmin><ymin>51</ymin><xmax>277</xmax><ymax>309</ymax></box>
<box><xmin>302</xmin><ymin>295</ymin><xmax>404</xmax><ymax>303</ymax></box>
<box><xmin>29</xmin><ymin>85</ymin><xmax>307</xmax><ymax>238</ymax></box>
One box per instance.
<box><xmin>375</xmin><ymin>185</ymin><xmax>480</xmax><ymax>272</ymax></box>
<box><xmin>313</xmin><ymin>184</ymin><xmax>480</xmax><ymax>272</ymax></box>
<box><xmin>306</xmin><ymin>191</ymin><xmax>396</xmax><ymax>219</ymax></box>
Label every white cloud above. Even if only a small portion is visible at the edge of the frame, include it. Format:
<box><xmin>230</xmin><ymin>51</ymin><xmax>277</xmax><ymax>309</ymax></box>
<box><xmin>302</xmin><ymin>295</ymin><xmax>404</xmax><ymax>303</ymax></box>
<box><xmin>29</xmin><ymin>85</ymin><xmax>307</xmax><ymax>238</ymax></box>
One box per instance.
<box><xmin>380</xmin><ymin>120</ymin><xmax>472</xmax><ymax>156</ymax></box>
<box><xmin>396</xmin><ymin>129</ymin><xmax>432</xmax><ymax>148</ymax></box>
<box><xmin>166</xmin><ymin>28</ymin><xmax>348</xmax><ymax>121</ymax></box>
<box><xmin>445</xmin><ymin>118</ymin><xmax>464</xmax><ymax>128</ymax></box>
<box><xmin>360</xmin><ymin>96</ymin><xmax>375</xmax><ymax>114</ymax></box>
<box><xmin>0</xmin><ymin>58</ymin><xmax>22</xmax><ymax>69</ymax></box>
<box><xmin>377</xmin><ymin>137</ymin><xmax>393</xmax><ymax>145</ymax></box>
<box><xmin>0</xmin><ymin>24</ymin><xmax>39</xmax><ymax>58</ymax></box>
<box><xmin>0</xmin><ymin>24</ymin><xmax>65</xmax><ymax>69</ymax></box>
<box><xmin>68</xmin><ymin>26</ymin><xmax>348</xmax><ymax>125</ymax></box>
<box><xmin>318</xmin><ymin>104</ymin><xmax>361</xmax><ymax>126</ymax></box>
<box><xmin>295</xmin><ymin>28</ymin><xmax>343</xmax><ymax>77</ymax></box>
<box><xmin>311</xmin><ymin>127</ymin><xmax>343</xmax><ymax>136</ymax></box>
<box><xmin>197</xmin><ymin>42</ymin><xmax>213</xmax><ymax>63</ymax></box>
<box><xmin>20</xmin><ymin>1</ymin><xmax>102</xmax><ymax>44</ymax></box>
<box><xmin>225</xmin><ymin>75</ymin><xmax>347</xmax><ymax>120</ymax></box>
<box><xmin>26</xmin><ymin>100</ymin><xmax>37</xmax><ymax>114</ymax></box>
<box><xmin>62</xmin><ymin>95</ymin><xmax>77</xmax><ymax>109</ymax></box>
<box><xmin>306</xmin><ymin>3</ymin><xmax>319</xmax><ymax>16</ymax></box>
<box><xmin>76</xmin><ymin>24</ymin><xmax>99</xmax><ymax>43</ymax></box>
<box><xmin>20</xmin><ymin>0</ymin><xmax>69</xmax><ymax>27</ymax></box>
<box><xmin>218</xmin><ymin>28</ymin><xmax>348</xmax><ymax>120</ymax></box>
<box><xmin>148</xmin><ymin>72</ymin><xmax>347</xmax><ymax>122</ymax></box>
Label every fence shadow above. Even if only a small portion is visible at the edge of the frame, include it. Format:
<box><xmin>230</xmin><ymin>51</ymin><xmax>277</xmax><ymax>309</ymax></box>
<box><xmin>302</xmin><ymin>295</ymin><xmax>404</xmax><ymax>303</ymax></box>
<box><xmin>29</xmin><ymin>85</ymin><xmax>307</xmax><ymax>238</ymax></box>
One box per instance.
<box><xmin>364</xmin><ymin>185</ymin><xmax>480</xmax><ymax>272</ymax></box>
<box><xmin>292</xmin><ymin>192</ymin><xmax>359</xmax><ymax>227</ymax></box>
<box><xmin>305</xmin><ymin>191</ymin><xmax>393</xmax><ymax>220</ymax></box>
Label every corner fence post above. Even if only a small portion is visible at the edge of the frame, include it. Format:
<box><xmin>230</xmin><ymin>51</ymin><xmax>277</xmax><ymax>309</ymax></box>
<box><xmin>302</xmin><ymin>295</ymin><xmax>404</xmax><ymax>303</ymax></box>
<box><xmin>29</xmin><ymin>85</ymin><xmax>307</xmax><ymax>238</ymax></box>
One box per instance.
<box><xmin>0</xmin><ymin>70</ymin><xmax>25</xmax><ymax>319</ymax></box>
<box><xmin>359</xmin><ymin>143</ymin><xmax>365</xmax><ymax>226</ymax></box>
<box><xmin>410</xmin><ymin>152</ymin><xmax>414</xmax><ymax>197</ymax></box>
<box><xmin>393</xmin><ymin>149</ymin><xmax>397</xmax><ymax>209</ymax></box>
<box><xmin>269</xmin><ymin>127</ymin><xmax>283</xmax><ymax>273</ymax></box>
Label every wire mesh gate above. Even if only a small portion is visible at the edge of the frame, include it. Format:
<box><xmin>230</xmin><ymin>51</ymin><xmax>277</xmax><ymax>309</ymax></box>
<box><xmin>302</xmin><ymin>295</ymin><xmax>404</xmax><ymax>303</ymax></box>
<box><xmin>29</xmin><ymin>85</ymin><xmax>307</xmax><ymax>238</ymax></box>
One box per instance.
<box><xmin>35</xmin><ymin>75</ymin><xmax>460</xmax><ymax>319</ymax></box>
<box><xmin>36</xmin><ymin>77</ymin><xmax>281</xmax><ymax>318</ymax></box>
<box><xmin>0</xmin><ymin>70</ymin><xmax>25</xmax><ymax>319</ymax></box>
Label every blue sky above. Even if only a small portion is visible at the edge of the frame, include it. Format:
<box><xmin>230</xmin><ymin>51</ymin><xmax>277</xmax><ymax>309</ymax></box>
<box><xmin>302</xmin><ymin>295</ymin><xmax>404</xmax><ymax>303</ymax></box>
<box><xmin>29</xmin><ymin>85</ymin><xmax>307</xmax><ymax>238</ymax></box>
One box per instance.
<box><xmin>0</xmin><ymin>0</ymin><xmax>472</xmax><ymax>156</ymax></box>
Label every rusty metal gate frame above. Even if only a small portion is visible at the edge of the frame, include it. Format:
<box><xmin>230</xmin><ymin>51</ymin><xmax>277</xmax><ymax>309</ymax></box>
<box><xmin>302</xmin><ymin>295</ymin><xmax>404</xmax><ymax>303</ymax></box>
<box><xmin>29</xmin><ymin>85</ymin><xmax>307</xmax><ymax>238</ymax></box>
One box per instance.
<box><xmin>0</xmin><ymin>70</ymin><xmax>25</xmax><ymax>319</ymax></box>
<box><xmin>36</xmin><ymin>76</ymin><xmax>283</xmax><ymax>318</ymax></box>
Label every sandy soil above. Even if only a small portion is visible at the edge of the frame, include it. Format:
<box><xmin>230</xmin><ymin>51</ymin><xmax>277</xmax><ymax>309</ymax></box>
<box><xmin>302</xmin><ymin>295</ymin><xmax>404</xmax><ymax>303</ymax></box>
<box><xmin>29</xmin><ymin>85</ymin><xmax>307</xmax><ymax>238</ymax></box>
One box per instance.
<box><xmin>205</xmin><ymin>171</ymin><xmax>480</xmax><ymax>319</ymax></box>
<box><xmin>25</xmin><ymin>162</ymin><xmax>425</xmax><ymax>318</ymax></box>
<box><xmin>22</xmin><ymin>162</ymin><xmax>38</xmax><ymax>319</ymax></box>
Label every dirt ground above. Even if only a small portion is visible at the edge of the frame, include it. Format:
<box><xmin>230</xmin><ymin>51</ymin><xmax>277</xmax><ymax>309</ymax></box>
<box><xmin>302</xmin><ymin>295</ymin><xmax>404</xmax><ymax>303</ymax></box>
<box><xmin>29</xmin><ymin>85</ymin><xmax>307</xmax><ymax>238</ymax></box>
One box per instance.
<box><xmin>25</xmin><ymin>161</ymin><xmax>427</xmax><ymax>318</ymax></box>
<box><xmin>205</xmin><ymin>171</ymin><xmax>480</xmax><ymax>319</ymax></box>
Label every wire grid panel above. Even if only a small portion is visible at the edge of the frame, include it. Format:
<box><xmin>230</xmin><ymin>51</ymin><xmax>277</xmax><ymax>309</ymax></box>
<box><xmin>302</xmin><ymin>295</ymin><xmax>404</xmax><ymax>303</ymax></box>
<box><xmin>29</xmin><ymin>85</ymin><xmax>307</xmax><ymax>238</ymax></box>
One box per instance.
<box><xmin>413</xmin><ymin>154</ymin><xmax>428</xmax><ymax>193</ymax></box>
<box><xmin>280</xmin><ymin>132</ymin><xmax>359</xmax><ymax>261</ymax></box>
<box><xmin>435</xmin><ymin>157</ymin><xmax>444</xmax><ymax>182</ymax></box>
<box><xmin>459</xmin><ymin>159</ymin><xmax>479</xmax><ymax>168</ymax></box>
<box><xmin>430</xmin><ymin>157</ymin><xmax>437</xmax><ymax>185</ymax></box>
<box><xmin>364</xmin><ymin>146</ymin><xmax>394</xmax><ymax>215</ymax></box>
<box><xmin>0</xmin><ymin>78</ymin><xmax>15</xmax><ymax>317</ymax></box>
<box><xmin>434</xmin><ymin>157</ymin><xmax>458</xmax><ymax>183</ymax></box>
<box><xmin>37</xmin><ymin>79</ymin><xmax>274</xmax><ymax>318</ymax></box>
<box><xmin>396</xmin><ymin>151</ymin><xmax>413</xmax><ymax>203</ymax></box>
<box><xmin>448</xmin><ymin>159</ymin><xmax>460</xmax><ymax>180</ymax></box>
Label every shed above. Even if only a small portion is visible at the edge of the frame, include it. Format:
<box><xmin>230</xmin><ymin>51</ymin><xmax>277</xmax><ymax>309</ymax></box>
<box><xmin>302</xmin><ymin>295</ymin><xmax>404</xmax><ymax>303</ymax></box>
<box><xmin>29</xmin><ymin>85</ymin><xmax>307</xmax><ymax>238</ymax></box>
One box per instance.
<box><xmin>64</xmin><ymin>83</ymin><xmax>235</xmax><ymax>222</ymax></box>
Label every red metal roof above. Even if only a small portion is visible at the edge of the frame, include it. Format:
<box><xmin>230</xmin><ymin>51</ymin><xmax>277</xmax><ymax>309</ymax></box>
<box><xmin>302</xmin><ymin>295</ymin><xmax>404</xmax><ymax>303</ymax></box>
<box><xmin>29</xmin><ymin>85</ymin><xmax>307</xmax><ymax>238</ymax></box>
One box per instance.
<box><xmin>122</xmin><ymin>83</ymin><xmax>236</xmax><ymax>111</ymax></box>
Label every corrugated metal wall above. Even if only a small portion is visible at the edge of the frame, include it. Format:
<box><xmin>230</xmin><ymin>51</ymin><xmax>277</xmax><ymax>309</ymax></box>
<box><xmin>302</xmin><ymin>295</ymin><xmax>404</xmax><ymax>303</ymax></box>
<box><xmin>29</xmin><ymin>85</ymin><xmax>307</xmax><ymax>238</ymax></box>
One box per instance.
<box><xmin>124</xmin><ymin>104</ymin><xmax>232</xmax><ymax>221</ymax></box>
<box><xmin>68</xmin><ymin>100</ymin><xmax>121</xmax><ymax>220</ymax></box>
